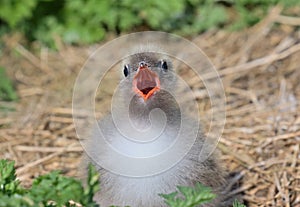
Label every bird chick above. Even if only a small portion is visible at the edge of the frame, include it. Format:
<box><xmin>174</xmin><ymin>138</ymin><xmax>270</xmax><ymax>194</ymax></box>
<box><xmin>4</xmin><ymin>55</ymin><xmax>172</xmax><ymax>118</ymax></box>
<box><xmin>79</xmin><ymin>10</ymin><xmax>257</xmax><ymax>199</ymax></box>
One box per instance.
<box><xmin>85</xmin><ymin>52</ymin><xmax>240</xmax><ymax>207</ymax></box>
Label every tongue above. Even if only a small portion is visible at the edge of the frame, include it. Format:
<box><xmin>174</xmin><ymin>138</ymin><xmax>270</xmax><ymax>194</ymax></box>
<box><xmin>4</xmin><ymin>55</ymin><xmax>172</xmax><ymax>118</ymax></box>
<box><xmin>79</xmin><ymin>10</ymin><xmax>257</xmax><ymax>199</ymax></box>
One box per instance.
<box><xmin>133</xmin><ymin>66</ymin><xmax>160</xmax><ymax>101</ymax></box>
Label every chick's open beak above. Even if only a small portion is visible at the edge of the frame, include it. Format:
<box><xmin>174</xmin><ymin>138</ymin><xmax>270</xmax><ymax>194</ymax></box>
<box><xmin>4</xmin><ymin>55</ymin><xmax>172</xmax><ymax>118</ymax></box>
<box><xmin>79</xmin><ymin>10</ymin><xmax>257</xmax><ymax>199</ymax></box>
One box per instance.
<box><xmin>132</xmin><ymin>64</ymin><xmax>160</xmax><ymax>101</ymax></box>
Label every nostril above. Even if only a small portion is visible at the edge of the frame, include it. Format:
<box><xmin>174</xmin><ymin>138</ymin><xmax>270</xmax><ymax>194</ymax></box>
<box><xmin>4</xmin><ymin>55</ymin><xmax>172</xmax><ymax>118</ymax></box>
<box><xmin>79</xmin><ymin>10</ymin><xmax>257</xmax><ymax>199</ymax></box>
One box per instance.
<box><xmin>139</xmin><ymin>61</ymin><xmax>147</xmax><ymax>68</ymax></box>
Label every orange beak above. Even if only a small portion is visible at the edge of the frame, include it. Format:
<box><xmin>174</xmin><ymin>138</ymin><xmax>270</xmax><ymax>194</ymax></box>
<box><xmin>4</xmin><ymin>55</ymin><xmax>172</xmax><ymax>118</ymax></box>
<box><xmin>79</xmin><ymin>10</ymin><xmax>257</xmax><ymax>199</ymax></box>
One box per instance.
<box><xmin>132</xmin><ymin>64</ymin><xmax>160</xmax><ymax>101</ymax></box>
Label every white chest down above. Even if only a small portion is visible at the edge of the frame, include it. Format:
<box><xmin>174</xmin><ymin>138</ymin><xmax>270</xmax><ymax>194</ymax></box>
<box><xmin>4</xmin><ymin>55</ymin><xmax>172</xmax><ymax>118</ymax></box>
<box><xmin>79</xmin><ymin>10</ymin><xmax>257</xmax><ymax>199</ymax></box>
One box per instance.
<box><xmin>87</xmin><ymin>113</ymin><xmax>228</xmax><ymax>207</ymax></box>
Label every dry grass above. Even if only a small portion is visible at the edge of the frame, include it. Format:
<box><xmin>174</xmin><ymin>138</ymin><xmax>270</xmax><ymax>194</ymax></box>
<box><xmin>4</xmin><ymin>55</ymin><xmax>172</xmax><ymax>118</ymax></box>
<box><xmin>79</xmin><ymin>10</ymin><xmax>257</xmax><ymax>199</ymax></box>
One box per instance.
<box><xmin>1</xmin><ymin>8</ymin><xmax>299</xmax><ymax>207</ymax></box>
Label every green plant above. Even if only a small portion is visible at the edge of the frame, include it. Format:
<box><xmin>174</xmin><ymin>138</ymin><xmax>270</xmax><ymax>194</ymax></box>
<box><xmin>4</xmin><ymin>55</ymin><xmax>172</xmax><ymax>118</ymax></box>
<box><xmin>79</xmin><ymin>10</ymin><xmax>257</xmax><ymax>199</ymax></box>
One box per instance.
<box><xmin>230</xmin><ymin>0</ymin><xmax>300</xmax><ymax>30</ymax></box>
<box><xmin>0</xmin><ymin>0</ymin><xmax>37</xmax><ymax>28</ymax></box>
<box><xmin>0</xmin><ymin>159</ymin><xmax>99</xmax><ymax>207</ymax></box>
<box><xmin>0</xmin><ymin>159</ymin><xmax>24</xmax><ymax>195</ymax></box>
<box><xmin>0</xmin><ymin>159</ymin><xmax>246</xmax><ymax>207</ymax></box>
<box><xmin>159</xmin><ymin>182</ymin><xmax>216</xmax><ymax>207</ymax></box>
<box><xmin>0</xmin><ymin>67</ymin><xmax>18</xmax><ymax>102</ymax></box>
<box><xmin>0</xmin><ymin>0</ymin><xmax>299</xmax><ymax>48</ymax></box>
<box><xmin>233</xmin><ymin>199</ymin><xmax>247</xmax><ymax>207</ymax></box>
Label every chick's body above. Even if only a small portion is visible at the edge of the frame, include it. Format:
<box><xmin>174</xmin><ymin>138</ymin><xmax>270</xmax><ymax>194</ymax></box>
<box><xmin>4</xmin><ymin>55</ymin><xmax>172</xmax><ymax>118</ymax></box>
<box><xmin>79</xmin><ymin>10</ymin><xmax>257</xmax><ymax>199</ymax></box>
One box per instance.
<box><xmin>86</xmin><ymin>52</ymin><xmax>238</xmax><ymax>207</ymax></box>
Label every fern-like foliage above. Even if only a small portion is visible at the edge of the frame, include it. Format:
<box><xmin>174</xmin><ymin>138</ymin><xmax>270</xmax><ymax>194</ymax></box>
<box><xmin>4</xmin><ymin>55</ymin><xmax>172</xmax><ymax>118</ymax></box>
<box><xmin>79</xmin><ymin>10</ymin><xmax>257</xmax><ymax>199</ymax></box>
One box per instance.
<box><xmin>0</xmin><ymin>159</ymin><xmax>99</xmax><ymax>207</ymax></box>
<box><xmin>159</xmin><ymin>182</ymin><xmax>216</xmax><ymax>207</ymax></box>
<box><xmin>233</xmin><ymin>199</ymin><xmax>246</xmax><ymax>207</ymax></box>
<box><xmin>0</xmin><ymin>159</ymin><xmax>246</xmax><ymax>207</ymax></box>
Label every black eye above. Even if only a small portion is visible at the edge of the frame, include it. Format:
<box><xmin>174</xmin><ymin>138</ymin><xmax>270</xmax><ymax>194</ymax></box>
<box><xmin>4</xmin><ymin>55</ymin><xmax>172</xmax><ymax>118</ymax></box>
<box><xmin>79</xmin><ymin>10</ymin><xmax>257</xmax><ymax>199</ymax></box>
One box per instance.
<box><xmin>160</xmin><ymin>60</ymin><xmax>168</xmax><ymax>71</ymax></box>
<box><xmin>123</xmin><ymin>64</ymin><xmax>129</xmax><ymax>77</ymax></box>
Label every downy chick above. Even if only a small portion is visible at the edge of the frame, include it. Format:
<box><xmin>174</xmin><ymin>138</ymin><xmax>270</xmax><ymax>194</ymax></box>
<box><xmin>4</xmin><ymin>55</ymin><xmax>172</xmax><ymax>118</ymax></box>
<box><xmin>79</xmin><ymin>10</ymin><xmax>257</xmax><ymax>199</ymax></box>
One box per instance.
<box><xmin>86</xmin><ymin>52</ymin><xmax>240</xmax><ymax>207</ymax></box>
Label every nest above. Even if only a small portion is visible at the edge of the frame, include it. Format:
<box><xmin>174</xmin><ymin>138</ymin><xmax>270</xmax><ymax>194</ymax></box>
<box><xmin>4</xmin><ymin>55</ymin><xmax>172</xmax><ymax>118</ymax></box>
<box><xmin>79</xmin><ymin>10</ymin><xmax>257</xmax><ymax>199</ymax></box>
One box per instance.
<box><xmin>0</xmin><ymin>7</ymin><xmax>299</xmax><ymax>207</ymax></box>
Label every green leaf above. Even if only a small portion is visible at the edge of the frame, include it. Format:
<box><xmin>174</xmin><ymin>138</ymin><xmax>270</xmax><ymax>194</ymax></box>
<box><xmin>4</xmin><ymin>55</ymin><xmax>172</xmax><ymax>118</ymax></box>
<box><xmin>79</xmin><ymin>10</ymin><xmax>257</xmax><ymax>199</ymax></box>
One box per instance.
<box><xmin>0</xmin><ymin>193</ymin><xmax>35</xmax><ymax>207</ymax></box>
<box><xmin>0</xmin><ymin>160</ymin><xmax>24</xmax><ymax>196</ymax></box>
<box><xmin>0</xmin><ymin>0</ymin><xmax>37</xmax><ymax>27</ymax></box>
<box><xmin>0</xmin><ymin>159</ymin><xmax>101</xmax><ymax>207</ymax></box>
<box><xmin>28</xmin><ymin>171</ymin><xmax>84</xmax><ymax>206</ymax></box>
<box><xmin>81</xmin><ymin>163</ymin><xmax>100</xmax><ymax>207</ymax></box>
<box><xmin>233</xmin><ymin>199</ymin><xmax>246</xmax><ymax>207</ymax></box>
<box><xmin>0</xmin><ymin>67</ymin><xmax>18</xmax><ymax>102</ymax></box>
<box><xmin>159</xmin><ymin>182</ymin><xmax>216</xmax><ymax>207</ymax></box>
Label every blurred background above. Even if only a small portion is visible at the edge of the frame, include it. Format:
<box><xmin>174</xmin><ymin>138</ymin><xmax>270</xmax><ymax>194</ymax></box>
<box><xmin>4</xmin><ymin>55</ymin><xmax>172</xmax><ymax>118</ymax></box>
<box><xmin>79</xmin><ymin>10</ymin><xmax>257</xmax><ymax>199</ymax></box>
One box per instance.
<box><xmin>0</xmin><ymin>0</ymin><xmax>299</xmax><ymax>48</ymax></box>
<box><xmin>0</xmin><ymin>1</ymin><xmax>300</xmax><ymax>206</ymax></box>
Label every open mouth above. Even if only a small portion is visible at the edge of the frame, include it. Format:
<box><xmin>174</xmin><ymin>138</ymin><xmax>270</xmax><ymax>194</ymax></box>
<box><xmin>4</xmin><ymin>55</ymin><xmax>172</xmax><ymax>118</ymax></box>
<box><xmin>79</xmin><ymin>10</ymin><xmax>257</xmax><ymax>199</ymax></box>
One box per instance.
<box><xmin>132</xmin><ymin>63</ymin><xmax>160</xmax><ymax>101</ymax></box>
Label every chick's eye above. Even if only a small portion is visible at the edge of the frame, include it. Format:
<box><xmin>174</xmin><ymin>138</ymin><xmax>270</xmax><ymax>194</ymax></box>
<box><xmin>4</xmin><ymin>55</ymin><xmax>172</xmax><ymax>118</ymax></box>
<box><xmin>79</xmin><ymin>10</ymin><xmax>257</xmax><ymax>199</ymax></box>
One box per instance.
<box><xmin>160</xmin><ymin>60</ymin><xmax>168</xmax><ymax>71</ymax></box>
<box><xmin>123</xmin><ymin>64</ymin><xmax>129</xmax><ymax>77</ymax></box>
